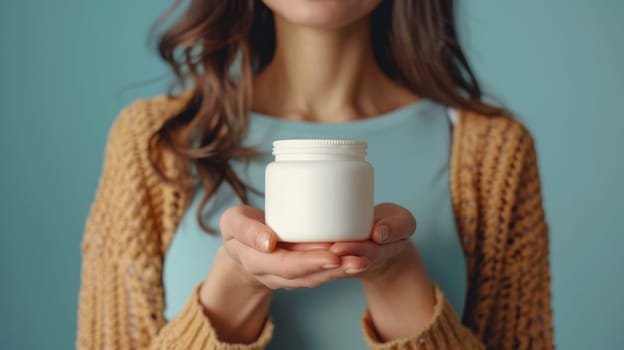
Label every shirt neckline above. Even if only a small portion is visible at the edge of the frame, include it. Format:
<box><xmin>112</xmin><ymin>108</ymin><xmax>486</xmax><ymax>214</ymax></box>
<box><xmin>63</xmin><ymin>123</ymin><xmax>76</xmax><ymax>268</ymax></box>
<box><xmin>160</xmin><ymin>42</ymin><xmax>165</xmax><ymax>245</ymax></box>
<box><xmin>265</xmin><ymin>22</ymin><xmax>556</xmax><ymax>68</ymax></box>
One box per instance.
<box><xmin>248</xmin><ymin>98</ymin><xmax>438</xmax><ymax>132</ymax></box>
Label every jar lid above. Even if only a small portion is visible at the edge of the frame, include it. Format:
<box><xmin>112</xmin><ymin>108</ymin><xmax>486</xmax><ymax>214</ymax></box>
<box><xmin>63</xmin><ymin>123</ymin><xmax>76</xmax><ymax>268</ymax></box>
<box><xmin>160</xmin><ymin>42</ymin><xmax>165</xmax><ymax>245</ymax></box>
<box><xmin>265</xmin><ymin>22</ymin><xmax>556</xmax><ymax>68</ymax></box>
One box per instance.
<box><xmin>272</xmin><ymin>139</ymin><xmax>367</xmax><ymax>158</ymax></box>
<box><xmin>274</xmin><ymin>139</ymin><xmax>365</xmax><ymax>147</ymax></box>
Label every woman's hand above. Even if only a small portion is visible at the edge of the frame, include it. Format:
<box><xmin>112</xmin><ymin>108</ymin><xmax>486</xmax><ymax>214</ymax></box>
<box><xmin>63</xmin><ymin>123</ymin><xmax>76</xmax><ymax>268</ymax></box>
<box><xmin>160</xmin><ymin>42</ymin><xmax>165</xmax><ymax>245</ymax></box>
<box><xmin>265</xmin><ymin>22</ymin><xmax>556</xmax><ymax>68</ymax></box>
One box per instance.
<box><xmin>218</xmin><ymin>205</ymin><xmax>368</xmax><ymax>290</ymax></box>
<box><xmin>199</xmin><ymin>204</ymin><xmax>367</xmax><ymax>344</ymax></box>
<box><xmin>329</xmin><ymin>203</ymin><xmax>420</xmax><ymax>281</ymax></box>
<box><xmin>329</xmin><ymin>203</ymin><xmax>437</xmax><ymax>341</ymax></box>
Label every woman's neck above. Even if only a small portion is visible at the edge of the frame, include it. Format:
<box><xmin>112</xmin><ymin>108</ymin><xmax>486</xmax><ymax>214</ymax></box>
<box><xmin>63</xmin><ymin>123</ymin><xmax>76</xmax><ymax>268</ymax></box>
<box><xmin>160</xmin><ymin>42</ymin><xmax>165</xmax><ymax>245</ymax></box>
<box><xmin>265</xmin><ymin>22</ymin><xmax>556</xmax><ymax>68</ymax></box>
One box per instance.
<box><xmin>252</xmin><ymin>13</ymin><xmax>418</xmax><ymax>123</ymax></box>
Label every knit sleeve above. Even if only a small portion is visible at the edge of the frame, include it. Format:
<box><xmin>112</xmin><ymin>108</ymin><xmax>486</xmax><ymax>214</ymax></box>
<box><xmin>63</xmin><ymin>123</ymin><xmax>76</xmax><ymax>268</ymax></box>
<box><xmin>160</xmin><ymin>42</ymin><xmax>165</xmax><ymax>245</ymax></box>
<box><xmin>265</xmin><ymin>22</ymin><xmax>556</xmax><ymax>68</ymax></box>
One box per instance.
<box><xmin>76</xmin><ymin>100</ymin><xmax>274</xmax><ymax>349</ymax></box>
<box><xmin>486</xmin><ymin>127</ymin><xmax>555</xmax><ymax>349</ymax></box>
<box><xmin>454</xmin><ymin>116</ymin><xmax>555</xmax><ymax>349</ymax></box>
<box><xmin>360</xmin><ymin>285</ymin><xmax>486</xmax><ymax>349</ymax></box>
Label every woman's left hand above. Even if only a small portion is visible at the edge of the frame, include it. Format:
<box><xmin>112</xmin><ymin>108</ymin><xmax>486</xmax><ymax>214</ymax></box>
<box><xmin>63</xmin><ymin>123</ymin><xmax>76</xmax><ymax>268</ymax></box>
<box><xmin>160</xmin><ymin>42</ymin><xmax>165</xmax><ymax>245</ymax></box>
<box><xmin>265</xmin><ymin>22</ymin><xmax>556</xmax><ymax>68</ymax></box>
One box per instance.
<box><xmin>280</xmin><ymin>202</ymin><xmax>436</xmax><ymax>341</ymax></box>
<box><xmin>328</xmin><ymin>202</ymin><xmax>421</xmax><ymax>281</ymax></box>
<box><xmin>328</xmin><ymin>202</ymin><xmax>438</xmax><ymax>341</ymax></box>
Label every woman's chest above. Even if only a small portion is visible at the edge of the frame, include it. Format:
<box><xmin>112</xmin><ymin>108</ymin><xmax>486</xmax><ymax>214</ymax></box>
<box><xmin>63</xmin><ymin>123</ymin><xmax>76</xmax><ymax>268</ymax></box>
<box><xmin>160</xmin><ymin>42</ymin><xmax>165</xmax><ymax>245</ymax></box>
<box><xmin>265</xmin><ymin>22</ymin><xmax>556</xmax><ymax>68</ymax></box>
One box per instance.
<box><xmin>163</xmin><ymin>105</ymin><xmax>467</xmax><ymax>347</ymax></box>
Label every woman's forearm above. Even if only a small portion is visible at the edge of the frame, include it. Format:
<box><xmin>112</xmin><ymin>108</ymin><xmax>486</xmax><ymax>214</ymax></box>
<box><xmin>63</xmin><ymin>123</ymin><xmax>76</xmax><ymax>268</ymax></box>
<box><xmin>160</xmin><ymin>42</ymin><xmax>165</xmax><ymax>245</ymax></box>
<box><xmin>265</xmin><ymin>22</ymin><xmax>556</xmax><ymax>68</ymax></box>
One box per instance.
<box><xmin>361</xmin><ymin>244</ymin><xmax>437</xmax><ymax>341</ymax></box>
<box><xmin>199</xmin><ymin>248</ymin><xmax>273</xmax><ymax>344</ymax></box>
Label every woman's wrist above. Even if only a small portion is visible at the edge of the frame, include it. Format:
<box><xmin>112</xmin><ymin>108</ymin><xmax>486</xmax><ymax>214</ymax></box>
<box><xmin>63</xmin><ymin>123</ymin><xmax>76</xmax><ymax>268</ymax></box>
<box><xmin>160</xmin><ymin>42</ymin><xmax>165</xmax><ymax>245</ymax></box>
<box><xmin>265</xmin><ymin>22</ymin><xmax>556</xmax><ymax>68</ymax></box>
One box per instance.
<box><xmin>199</xmin><ymin>248</ymin><xmax>273</xmax><ymax>344</ymax></box>
<box><xmin>360</xmin><ymin>244</ymin><xmax>437</xmax><ymax>341</ymax></box>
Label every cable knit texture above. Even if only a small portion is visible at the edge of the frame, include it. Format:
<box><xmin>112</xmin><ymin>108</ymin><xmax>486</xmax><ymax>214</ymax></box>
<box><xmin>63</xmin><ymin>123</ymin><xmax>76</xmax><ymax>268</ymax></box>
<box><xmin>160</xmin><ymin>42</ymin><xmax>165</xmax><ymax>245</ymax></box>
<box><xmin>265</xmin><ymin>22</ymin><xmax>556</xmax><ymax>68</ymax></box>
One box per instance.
<box><xmin>77</xmin><ymin>93</ymin><xmax>554</xmax><ymax>349</ymax></box>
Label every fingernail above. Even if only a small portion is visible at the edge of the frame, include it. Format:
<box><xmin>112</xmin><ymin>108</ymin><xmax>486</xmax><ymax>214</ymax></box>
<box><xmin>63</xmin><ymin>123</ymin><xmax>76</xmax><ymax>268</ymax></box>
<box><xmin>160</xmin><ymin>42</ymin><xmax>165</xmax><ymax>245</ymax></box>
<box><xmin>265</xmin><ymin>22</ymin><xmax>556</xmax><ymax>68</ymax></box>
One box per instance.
<box><xmin>322</xmin><ymin>263</ymin><xmax>339</xmax><ymax>269</ymax></box>
<box><xmin>376</xmin><ymin>225</ymin><xmax>390</xmax><ymax>243</ymax></box>
<box><xmin>346</xmin><ymin>267</ymin><xmax>367</xmax><ymax>274</ymax></box>
<box><xmin>257</xmin><ymin>233</ymin><xmax>270</xmax><ymax>252</ymax></box>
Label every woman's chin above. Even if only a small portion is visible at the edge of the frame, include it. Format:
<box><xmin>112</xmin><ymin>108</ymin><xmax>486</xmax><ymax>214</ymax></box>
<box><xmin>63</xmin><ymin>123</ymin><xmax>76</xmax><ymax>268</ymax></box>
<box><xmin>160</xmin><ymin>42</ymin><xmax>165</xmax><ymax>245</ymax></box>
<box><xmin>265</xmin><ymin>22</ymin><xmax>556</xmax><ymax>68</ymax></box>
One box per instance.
<box><xmin>264</xmin><ymin>0</ymin><xmax>382</xmax><ymax>30</ymax></box>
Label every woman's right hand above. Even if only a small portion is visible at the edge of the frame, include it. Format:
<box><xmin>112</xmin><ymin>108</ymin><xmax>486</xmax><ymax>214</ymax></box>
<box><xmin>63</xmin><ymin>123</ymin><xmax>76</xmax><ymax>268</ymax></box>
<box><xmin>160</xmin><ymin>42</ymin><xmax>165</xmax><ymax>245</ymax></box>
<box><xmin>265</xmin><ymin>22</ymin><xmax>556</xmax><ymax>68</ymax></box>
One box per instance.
<box><xmin>198</xmin><ymin>204</ymin><xmax>368</xmax><ymax>344</ymax></box>
<box><xmin>217</xmin><ymin>204</ymin><xmax>369</xmax><ymax>290</ymax></box>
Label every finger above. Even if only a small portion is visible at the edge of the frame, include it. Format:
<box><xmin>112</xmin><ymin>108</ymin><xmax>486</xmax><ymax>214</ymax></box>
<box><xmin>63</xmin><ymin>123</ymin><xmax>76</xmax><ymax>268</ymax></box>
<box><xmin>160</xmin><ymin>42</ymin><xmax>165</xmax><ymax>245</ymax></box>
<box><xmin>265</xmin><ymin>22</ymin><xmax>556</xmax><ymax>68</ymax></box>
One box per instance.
<box><xmin>258</xmin><ymin>255</ymin><xmax>369</xmax><ymax>289</ymax></box>
<box><xmin>330</xmin><ymin>240</ymin><xmax>409</xmax><ymax>267</ymax></box>
<box><xmin>371</xmin><ymin>203</ymin><xmax>417</xmax><ymax>244</ymax></box>
<box><xmin>226</xmin><ymin>239</ymin><xmax>341</xmax><ymax>280</ymax></box>
<box><xmin>220</xmin><ymin>205</ymin><xmax>277</xmax><ymax>253</ymax></box>
<box><xmin>340</xmin><ymin>255</ymin><xmax>370</xmax><ymax>274</ymax></box>
<box><xmin>279</xmin><ymin>242</ymin><xmax>334</xmax><ymax>252</ymax></box>
<box><xmin>330</xmin><ymin>240</ymin><xmax>382</xmax><ymax>262</ymax></box>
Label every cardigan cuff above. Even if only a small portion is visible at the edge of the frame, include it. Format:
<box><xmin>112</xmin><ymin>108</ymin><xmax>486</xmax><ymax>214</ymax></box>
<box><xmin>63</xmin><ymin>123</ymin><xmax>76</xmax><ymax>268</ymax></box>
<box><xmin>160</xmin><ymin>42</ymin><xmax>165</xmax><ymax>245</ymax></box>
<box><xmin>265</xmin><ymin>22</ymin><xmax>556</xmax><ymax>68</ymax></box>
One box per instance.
<box><xmin>155</xmin><ymin>284</ymin><xmax>274</xmax><ymax>349</ymax></box>
<box><xmin>361</xmin><ymin>285</ymin><xmax>479</xmax><ymax>350</ymax></box>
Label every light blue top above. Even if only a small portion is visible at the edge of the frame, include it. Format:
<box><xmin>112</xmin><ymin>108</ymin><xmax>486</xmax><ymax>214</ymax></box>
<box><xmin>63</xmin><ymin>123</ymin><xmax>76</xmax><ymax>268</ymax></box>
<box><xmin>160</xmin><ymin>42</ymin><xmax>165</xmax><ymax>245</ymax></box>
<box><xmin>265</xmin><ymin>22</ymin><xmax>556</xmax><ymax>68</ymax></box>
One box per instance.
<box><xmin>163</xmin><ymin>100</ymin><xmax>467</xmax><ymax>349</ymax></box>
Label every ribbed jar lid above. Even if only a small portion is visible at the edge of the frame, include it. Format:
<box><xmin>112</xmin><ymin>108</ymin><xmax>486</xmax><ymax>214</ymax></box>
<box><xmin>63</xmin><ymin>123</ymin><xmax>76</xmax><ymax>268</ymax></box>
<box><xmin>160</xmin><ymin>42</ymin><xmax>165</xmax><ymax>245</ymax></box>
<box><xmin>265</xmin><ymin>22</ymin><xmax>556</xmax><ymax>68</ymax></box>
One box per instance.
<box><xmin>272</xmin><ymin>139</ymin><xmax>367</xmax><ymax>158</ymax></box>
<box><xmin>274</xmin><ymin>139</ymin><xmax>365</xmax><ymax>146</ymax></box>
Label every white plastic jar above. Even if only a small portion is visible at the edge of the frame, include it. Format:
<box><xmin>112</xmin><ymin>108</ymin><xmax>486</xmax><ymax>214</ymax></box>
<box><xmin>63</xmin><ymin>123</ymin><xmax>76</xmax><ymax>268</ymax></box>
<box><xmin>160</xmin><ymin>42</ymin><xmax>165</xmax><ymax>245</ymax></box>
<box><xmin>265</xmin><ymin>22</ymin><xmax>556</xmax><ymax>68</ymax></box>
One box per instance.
<box><xmin>265</xmin><ymin>139</ymin><xmax>374</xmax><ymax>242</ymax></box>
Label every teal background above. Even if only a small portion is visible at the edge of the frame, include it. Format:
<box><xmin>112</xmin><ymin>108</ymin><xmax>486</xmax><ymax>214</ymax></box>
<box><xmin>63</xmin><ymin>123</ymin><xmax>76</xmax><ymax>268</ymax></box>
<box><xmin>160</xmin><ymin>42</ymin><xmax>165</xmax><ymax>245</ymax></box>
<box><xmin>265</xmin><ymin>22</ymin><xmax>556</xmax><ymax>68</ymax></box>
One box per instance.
<box><xmin>0</xmin><ymin>0</ymin><xmax>621</xmax><ymax>348</ymax></box>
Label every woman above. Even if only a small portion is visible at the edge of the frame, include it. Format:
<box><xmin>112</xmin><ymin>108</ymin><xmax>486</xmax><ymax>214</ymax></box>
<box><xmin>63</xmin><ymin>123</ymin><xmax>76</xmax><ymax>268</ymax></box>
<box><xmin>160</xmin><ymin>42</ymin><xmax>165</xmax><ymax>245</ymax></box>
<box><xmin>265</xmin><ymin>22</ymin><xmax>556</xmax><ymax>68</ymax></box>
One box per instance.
<box><xmin>77</xmin><ymin>0</ymin><xmax>554</xmax><ymax>349</ymax></box>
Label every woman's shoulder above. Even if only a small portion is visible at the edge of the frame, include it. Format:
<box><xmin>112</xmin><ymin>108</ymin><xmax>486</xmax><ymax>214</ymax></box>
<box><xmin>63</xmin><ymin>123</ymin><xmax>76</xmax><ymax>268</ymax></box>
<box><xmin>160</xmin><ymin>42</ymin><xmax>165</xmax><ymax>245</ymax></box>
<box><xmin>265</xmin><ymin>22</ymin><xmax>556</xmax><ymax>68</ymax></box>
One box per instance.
<box><xmin>107</xmin><ymin>90</ymin><xmax>193</xmax><ymax>145</ymax></box>
<box><xmin>100</xmin><ymin>90</ymin><xmax>196</xmax><ymax>196</ymax></box>
<box><xmin>455</xmin><ymin>108</ymin><xmax>537</xmax><ymax>158</ymax></box>
<box><xmin>451</xmin><ymin>108</ymin><xmax>540</xmax><ymax>204</ymax></box>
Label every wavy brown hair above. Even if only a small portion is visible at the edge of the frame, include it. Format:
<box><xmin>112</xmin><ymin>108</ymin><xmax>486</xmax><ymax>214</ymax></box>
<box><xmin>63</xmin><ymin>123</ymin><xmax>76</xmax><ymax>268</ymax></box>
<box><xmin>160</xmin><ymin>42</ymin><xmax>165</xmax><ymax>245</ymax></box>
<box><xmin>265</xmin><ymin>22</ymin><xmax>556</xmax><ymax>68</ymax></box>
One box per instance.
<box><xmin>148</xmin><ymin>0</ymin><xmax>505</xmax><ymax>233</ymax></box>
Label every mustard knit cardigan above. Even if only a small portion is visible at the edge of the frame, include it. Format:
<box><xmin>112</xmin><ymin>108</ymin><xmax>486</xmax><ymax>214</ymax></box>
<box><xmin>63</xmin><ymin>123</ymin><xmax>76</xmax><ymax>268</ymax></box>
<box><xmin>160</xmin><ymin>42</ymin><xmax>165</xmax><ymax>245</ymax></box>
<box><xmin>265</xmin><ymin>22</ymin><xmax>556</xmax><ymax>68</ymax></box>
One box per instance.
<box><xmin>76</xmin><ymin>93</ymin><xmax>554</xmax><ymax>349</ymax></box>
